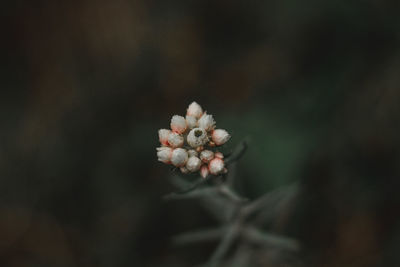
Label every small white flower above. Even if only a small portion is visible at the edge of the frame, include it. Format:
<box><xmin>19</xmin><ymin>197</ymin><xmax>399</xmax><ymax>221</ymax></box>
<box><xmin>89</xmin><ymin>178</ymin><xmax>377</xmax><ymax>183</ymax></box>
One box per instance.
<box><xmin>171</xmin><ymin>148</ymin><xmax>188</xmax><ymax>167</ymax></box>
<box><xmin>186</xmin><ymin>115</ymin><xmax>197</xmax><ymax>129</ymax></box>
<box><xmin>158</xmin><ymin>129</ymin><xmax>171</xmax><ymax>146</ymax></box>
<box><xmin>200</xmin><ymin>150</ymin><xmax>214</xmax><ymax>163</ymax></box>
<box><xmin>186</xmin><ymin>156</ymin><xmax>202</xmax><ymax>172</ymax></box>
<box><xmin>157</xmin><ymin>147</ymin><xmax>172</xmax><ymax>164</ymax></box>
<box><xmin>187</xmin><ymin>149</ymin><xmax>198</xmax><ymax>157</ymax></box>
<box><xmin>186</xmin><ymin>101</ymin><xmax>203</xmax><ymax>118</ymax></box>
<box><xmin>208</xmin><ymin>158</ymin><xmax>225</xmax><ymax>175</ymax></box>
<box><xmin>214</xmin><ymin>152</ymin><xmax>224</xmax><ymax>159</ymax></box>
<box><xmin>211</xmin><ymin>129</ymin><xmax>231</xmax><ymax>146</ymax></box>
<box><xmin>167</xmin><ymin>132</ymin><xmax>184</xmax><ymax>148</ymax></box>
<box><xmin>200</xmin><ymin>165</ymin><xmax>209</xmax><ymax>178</ymax></box>
<box><xmin>170</xmin><ymin>115</ymin><xmax>187</xmax><ymax>134</ymax></box>
<box><xmin>187</xmin><ymin>128</ymin><xmax>208</xmax><ymax>148</ymax></box>
<box><xmin>198</xmin><ymin>113</ymin><xmax>215</xmax><ymax>131</ymax></box>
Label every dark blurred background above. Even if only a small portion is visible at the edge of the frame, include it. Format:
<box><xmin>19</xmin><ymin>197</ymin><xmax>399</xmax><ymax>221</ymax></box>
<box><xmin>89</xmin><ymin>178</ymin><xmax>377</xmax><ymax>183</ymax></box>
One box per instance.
<box><xmin>2</xmin><ymin>0</ymin><xmax>400</xmax><ymax>266</ymax></box>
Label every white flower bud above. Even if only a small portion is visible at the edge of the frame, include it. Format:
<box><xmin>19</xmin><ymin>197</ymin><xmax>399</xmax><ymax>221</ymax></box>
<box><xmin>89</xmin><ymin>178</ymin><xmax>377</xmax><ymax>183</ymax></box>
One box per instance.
<box><xmin>186</xmin><ymin>115</ymin><xmax>197</xmax><ymax>129</ymax></box>
<box><xmin>198</xmin><ymin>113</ymin><xmax>215</xmax><ymax>131</ymax></box>
<box><xmin>158</xmin><ymin>129</ymin><xmax>171</xmax><ymax>146</ymax></box>
<box><xmin>187</xmin><ymin>149</ymin><xmax>198</xmax><ymax>157</ymax></box>
<box><xmin>186</xmin><ymin>101</ymin><xmax>203</xmax><ymax>118</ymax></box>
<box><xmin>186</xmin><ymin>156</ymin><xmax>202</xmax><ymax>172</ymax></box>
<box><xmin>200</xmin><ymin>165</ymin><xmax>209</xmax><ymax>178</ymax></box>
<box><xmin>211</xmin><ymin>129</ymin><xmax>231</xmax><ymax>146</ymax></box>
<box><xmin>156</xmin><ymin>147</ymin><xmax>172</xmax><ymax>164</ymax></box>
<box><xmin>171</xmin><ymin>148</ymin><xmax>188</xmax><ymax>167</ymax></box>
<box><xmin>187</xmin><ymin>128</ymin><xmax>208</xmax><ymax>148</ymax></box>
<box><xmin>170</xmin><ymin>115</ymin><xmax>187</xmax><ymax>134</ymax></box>
<box><xmin>167</xmin><ymin>132</ymin><xmax>184</xmax><ymax>148</ymax></box>
<box><xmin>214</xmin><ymin>152</ymin><xmax>224</xmax><ymax>159</ymax></box>
<box><xmin>209</xmin><ymin>158</ymin><xmax>225</xmax><ymax>175</ymax></box>
<box><xmin>200</xmin><ymin>150</ymin><xmax>214</xmax><ymax>163</ymax></box>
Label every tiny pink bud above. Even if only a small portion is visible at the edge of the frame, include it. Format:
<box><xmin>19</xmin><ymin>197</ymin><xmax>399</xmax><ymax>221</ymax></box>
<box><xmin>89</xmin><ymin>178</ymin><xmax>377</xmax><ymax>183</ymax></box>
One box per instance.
<box><xmin>167</xmin><ymin>132</ymin><xmax>184</xmax><ymax>148</ymax></box>
<box><xmin>156</xmin><ymin>147</ymin><xmax>172</xmax><ymax>164</ymax></box>
<box><xmin>186</xmin><ymin>156</ymin><xmax>202</xmax><ymax>172</ymax></box>
<box><xmin>198</xmin><ymin>113</ymin><xmax>215</xmax><ymax>131</ymax></box>
<box><xmin>170</xmin><ymin>115</ymin><xmax>187</xmax><ymax>134</ymax></box>
<box><xmin>186</xmin><ymin>101</ymin><xmax>203</xmax><ymax>118</ymax></box>
<box><xmin>200</xmin><ymin>165</ymin><xmax>209</xmax><ymax>178</ymax></box>
<box><xmin>180</xmin><ymin>166</ymin><xmax>189</xmax><ymax>174</ymax></box>
<box><xmin>209</xmin><ymin>158</ymin><xmax>225</xmax><ymax>175</ymax></box>
<box><xmin>200</xmin><ymin>150</ymin><xmax>214</xmax><ymax>163</ymax></box>
<box><xmin>158</xmin><ymin>129</ymin><xmax>171</xmax><ymax>146</ymax></box>
<box><xmin>212</xmin><ymin>129</ymin><xmax>230</xmax><ymax>146</ymax></box>
<box><xmin>171</xmin><ymin>148</ymin><xmax>188</xmax><ymax>167</ymax></box>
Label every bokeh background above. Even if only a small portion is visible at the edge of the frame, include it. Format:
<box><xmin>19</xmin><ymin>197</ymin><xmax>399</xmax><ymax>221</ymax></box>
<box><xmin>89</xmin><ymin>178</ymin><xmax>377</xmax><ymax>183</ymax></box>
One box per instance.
<box><xmin>3</xmin><ymin>0</ymin><xmax>400</xmax><ymax>266</ymax></box>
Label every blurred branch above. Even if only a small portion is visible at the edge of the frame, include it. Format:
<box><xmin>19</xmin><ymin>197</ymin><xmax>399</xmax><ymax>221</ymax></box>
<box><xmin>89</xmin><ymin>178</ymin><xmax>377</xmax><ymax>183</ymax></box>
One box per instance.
<box><xmin>172</xmin><ymin>227</ymin><xmax>226</xmax><ymax>245</ymax></box>
<box><xmin>242</xmin><ymin>227</ymin><xmax>300</xmax><ymax>251</ymax></box>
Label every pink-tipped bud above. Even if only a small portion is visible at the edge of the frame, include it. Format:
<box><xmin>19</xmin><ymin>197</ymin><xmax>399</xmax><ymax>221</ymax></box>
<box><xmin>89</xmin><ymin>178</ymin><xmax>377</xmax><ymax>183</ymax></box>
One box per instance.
<box><xmin>186</xmin><ymin>156</ymin><xmax>202</xmax><ymax>172</ymax></box>
<box><xmin>158</xmin><ymin>129</ymin><xmax>171</xmax><ymax>146</ymax></box>
<box><xmin>170</xmin><ymin>115</ymin><xmax>187</xmax><ymax>134</ymax></box>
<box><xmin>186</xmin><ymin>102</ymin><xmax>203</xmax><ymax>118</ymax></box>
<box><xmin>198</xmin><ymin>113</ymin><xmax>215</xmax><ymax>131</ymax></box>
<box><xmin>187</xmin><ymin>128</ymin><xmax>208</xmax><ymax>148</ymax></box>
<box><xmin>156</xmin><ymin>147</ymin><xmax>172</xmax><ymax>164</ymax></box>
<box><xmin>215</xmin><ymin>152</ymin><xmax>224</xmax><ymax>159</ymax></box>
<box><xmin>167</xmin><ymin>132</ymin><xmax>184</xmax><ymax>148</ymax></box>
<box><xmin>200</xmin><ymin>165</ymin><xmax>209</xmax><ymax>178</ymax></box>
<box><xmin>171</xmin><ymin>148</ymin><xmax>188</xmax><ymax>167</ymax></box>
<box><xmin>200</xmin><ymin>150</ymin><xmax>214</xmax><ymax>163</ymax></box>
<box><xmin>209</xmin><ymin>158</ymin><xmax>225</xmax><ymax>175</ymax></box>
<box><xmin>186</xmin><ymin>115</ymin><xmax>197</xmax><ymax>129</ymax></box>
<box><xmin>211</xmin><ymin>129</ymin><xmax>230</xmax><ymax>146</ymax></box>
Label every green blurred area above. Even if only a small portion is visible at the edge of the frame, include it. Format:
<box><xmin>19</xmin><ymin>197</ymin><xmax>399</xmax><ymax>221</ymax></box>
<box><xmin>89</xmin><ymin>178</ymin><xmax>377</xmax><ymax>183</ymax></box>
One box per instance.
<box><xmin>2</xmin><ymin>0</ymin><xmax>400</xmax><ymax>266</ymax></box>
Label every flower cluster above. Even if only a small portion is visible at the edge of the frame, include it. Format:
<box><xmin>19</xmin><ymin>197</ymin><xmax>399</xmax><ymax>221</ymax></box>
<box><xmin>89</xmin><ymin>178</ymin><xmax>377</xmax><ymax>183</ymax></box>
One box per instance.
<box><xmin>157</xmin><ymin>102</ymin><xmax>231</xmax><ymax>178</ymax></box>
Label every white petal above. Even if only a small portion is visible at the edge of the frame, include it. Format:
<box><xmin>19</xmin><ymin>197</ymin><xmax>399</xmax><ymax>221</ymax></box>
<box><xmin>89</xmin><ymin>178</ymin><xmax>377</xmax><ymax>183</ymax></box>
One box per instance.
<box><xmin>186</xmin><ymin>156</ymin><xmax>202</xmax><ymax>172</ymax></box>
<box><xmin>186</xmin><ymin>115</ymin><xmax>198</xmax><ymax>129</ymax></box>
<box><xmin>198</xmin><ymin>113</ymin><xmax>215</xmax><ymax>131</ymax></box>
<box><xmin>156</xmin><ymin>147</ymin><xmax>172</xmax><ymax>164</ymax></box>
<box><xmin>200</xmin><ymin>150</ymin><xmax>214</xmax><ymax>163</ymax></box>
<box><xmin>171</xmin><ymin>148</ymin><xmax>188</xmax><ymax>167</ymax></box>
<box><xmin>170</xmin><ymin>115</ymin><xmax>187</xmax><ymax>134</ymax></box>
<box><xmin>186</xmin><ymin>101</ymin><xmax>203</xmax><ymax>118</ymax></box>
<box><xmin>158</xmin><ymin>129</ymin><xmax>171</xmax><ymax>146</ymax></box>
<box><xmin>211</xmin><ymin>129</ymin><xmax>231</xmax><ymax>146</ymax></box>
<box><xmin>187</xmin><ymin>128</ymin><xmax>208</xmax><ymax>148</ymax></box>
<box><xmin>209</xmin><ymin>158</ymin><xmax>225</xmax><ymax>175</ymax></box>
<box><xmin>167</xmin><ymin>132</ymin><xmax>184</xmax><ymax>148</ymax></box>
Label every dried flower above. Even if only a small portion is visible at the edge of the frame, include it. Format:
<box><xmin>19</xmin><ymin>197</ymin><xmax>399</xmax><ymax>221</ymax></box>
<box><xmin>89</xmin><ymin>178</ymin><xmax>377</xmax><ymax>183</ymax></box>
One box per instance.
<box><xmin>200</xmin><ymin>150</ymin><xmax>214</xmax><ymax>163</ymax></box>
<box><xmin>170</xmin><ymin>115</ymin><xmax>187</xmax><ymax>134</ymax></box>
<box><xmin>171</xmin><ymin>148</ymin><xmax>188</xmax><ymax>167</ymax></box>
<box><xmin>209</xmin><ymin>158</ymin><xmax>225</xmax><ymax>175</ymax></box>
<box><xmin>186</xmin><ymin>101</ymin><xmax>203</xmax><ymax>118</ymax></box>
<box><xmin>157</xmin><ymin>102</ymin><xmax>231</xmax><ymax>177</ymax></box>
<box><xmin>198</xmin><ymin>113</ymin><xmax>215</xmax><ymax>131</ymax></box>
<box><xmin>168</xmin><ymin>132</ymin><xmax>184</xmax><ymax>148</ymax></box>
<box><xmin>187</xmin><ymin>128</ymin><xmax>208</xmax><ymax>148</ymax></box>
<box><xmin>212</xmin><ymin>129</ymin><xmax>231</xmax><ymax>146</ymax></box>
<box><xmin>186</xmin><ymin>156</ymin><xmax>202</xmax><ymax>172</ymax></box>
<box><xmin>158</xmin><ymin>129</ymin><xmax>171</xmax><ymax>146</ymax></box>
<box><xmin>157</xmin><ymin>147</ymin><xmax>172</xmax><ymax>164</ymax></box>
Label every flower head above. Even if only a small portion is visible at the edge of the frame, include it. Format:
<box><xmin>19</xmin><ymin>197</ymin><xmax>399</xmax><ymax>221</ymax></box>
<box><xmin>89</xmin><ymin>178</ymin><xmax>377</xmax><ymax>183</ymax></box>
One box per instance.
<box><xmin>157</xmin><ymin>102</ymin><xmax>231</xmax><ymax>177</ymax></box>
